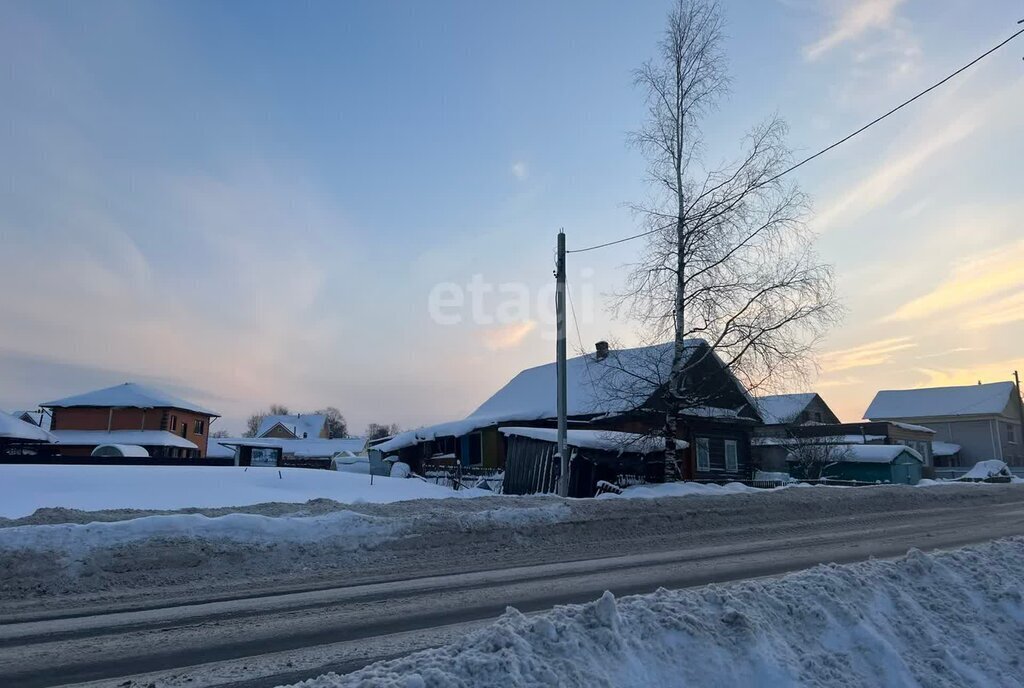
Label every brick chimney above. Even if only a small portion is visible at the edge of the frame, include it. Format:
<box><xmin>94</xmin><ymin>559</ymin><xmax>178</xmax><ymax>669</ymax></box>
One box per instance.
<box><xmin>595</xmin><ymin>341</ymin><xmax>609</xmax><ymax>361</ymax></box>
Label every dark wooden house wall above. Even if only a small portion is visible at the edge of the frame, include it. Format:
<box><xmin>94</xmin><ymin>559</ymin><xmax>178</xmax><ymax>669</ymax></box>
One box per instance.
<box><xmin>680</xmin><ymin>420</ymin><xmax>755</xmax><ymax>480</ymax></box>
<box><xmin>503</xmin><ymin>435</ymin><xmax>560</xmax><ymax>496</ymax></box>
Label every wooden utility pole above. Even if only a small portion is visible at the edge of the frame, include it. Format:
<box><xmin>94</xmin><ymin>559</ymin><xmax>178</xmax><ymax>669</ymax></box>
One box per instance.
<box><xmin>1015</xmin><ymin>371</ymin><xmax>1024</xmax><ymax>451</ymax></box>
<box><xmin>555</xmin><ymin>230</ymin><xmax>568</xmax><ymax>497</ymax></box>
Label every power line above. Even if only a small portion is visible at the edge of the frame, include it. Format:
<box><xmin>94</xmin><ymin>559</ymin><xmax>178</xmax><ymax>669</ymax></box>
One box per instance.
<box><xmin>568</xmin><ymin>24</ymin><xmax>1024</xmax><ymax>254</ymax></box>
<box><xmin>565</xmin><ymin>276</ymin><xmax>601</xmax><ymax>401</ymax></box>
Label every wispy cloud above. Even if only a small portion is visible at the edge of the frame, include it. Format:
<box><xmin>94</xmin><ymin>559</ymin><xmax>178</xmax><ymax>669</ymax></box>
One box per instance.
<box><xmin>480</xmin><ymin>321</ymin><xmax>537</xmax><ymax>350</ymax></box>
<box><xmin>885</xmin><ymin>240</ymin><xmax>1024</xmax><ymax>323</ymax></box>
<box><xmin>916</xmin><ymin>347</ymin><xmax>983</xmax><ymax>360</ymax></box>
<box><xmin>914</xmin><ymin>362</ymin><xmax>1022</xmax><ymax>389</ymax></box>
<box><xmin>511</xmin><ymin>161</ymin><xmax>529</xmax><ymax>180</ymax></box>
<box><xmin>820</xmin><ymin>336</ymin><xmax>917</xmax><ymax>372</ymax></box>
<box><xmin>813</xmin><ymin>114</ymin><xmax>979</xmax><ymax>232</ymax></box>
<box><xmin>804</xmin><ymin>0</ymin><xmax>907</xmax><ymax>61</ymax></box>
<box><xmin>964</xmin><ymin>291</ymin><xmax>1024</xmax><ymax>331</ymax></box>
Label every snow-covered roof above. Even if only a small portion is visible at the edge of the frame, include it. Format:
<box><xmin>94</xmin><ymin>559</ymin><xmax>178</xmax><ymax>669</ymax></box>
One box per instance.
<box><xmin>843</xmin><ymin>444</ymin><xmax>923</xmax><ymax>464</ymax></box>
<box><xmin>865</xmin><ymin>382</ymin><xmax>1017</xmax><ymax>420</ymax></box>
<box><xmin>499</xmin><ymin>427</ymin><xmax>677</xmax><ymax>455</ymax></box>
<box><xmin>0</xmin><ymin>412</ymin><xmax>56</xmax><ymax>442</ymax></box>
<box><xmin>257</xmin><ymin>414</ymin><xmax>327</xmax><ymax>439</ymax></box>
<box><xmin>209</xmin><ymin>436</ymin><xmax>366</xmax><ymax>459</ymax></box>
<box><xmin>755</xmin><ymin>393</ymin><xmax>817</xmax><ymax>425</ymax></box>
<box><xmin>471</xmin><ymin>341</ymin><xmax>699</xmax><ymax>422</ymax></box>
<box><xmin>890</xmin><ymin>421</ymin><xmax>935</xmax><ymax>434</ymax></box>
<box><xmin>375</xmin><ymin>340</ymin><xmax>757</xmax><ymax>454</ymax></box>
<box><xmin>786</xmin><ymin>443</ymin><xmax>922</xmax><ymax>464</ymax></box>
<box><xmin>9</xmin><ymin>410</ymin><xmax>50</xmax><ymax>431</ymax></box>
<box><xmin>92</xmin><ymin>444</ymin><xmax>150</xmax><ymax>458</ymax></box>
<box><xmin>931</xmin><ymin>441</ymin><xmax>961</xmax><ymax>457</ymax></box>
<box><xmin>41</xmin><ymin>382</ymin><xmax>219</xmax><ymax>417</ymax></box>
<box><xmin>51</xmin><ymin>430</ymin><xmax>198</xmax><ymax>449</ymax></box>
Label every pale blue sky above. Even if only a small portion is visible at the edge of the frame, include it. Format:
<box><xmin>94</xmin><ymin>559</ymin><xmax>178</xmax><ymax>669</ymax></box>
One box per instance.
<box><xmin>1</xmin><ymin>1</ymin><xmax>1022</xmax><ymax>433</ymax></box>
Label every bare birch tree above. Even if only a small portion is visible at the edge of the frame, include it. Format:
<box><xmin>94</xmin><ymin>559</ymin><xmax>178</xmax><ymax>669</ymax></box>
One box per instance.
<box><xmin>614</xmin><ymin>0</ymin><xmax>841</xmax><ymax>474</ymax></box>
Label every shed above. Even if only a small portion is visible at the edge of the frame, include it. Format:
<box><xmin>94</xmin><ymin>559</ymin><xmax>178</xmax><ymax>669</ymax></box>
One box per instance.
<box><xmin>0</xmin><ymin>412</ymin><xmax>57</xmax><ymax>456</ymax></box>
<box><xmin>500</xmin><ymin>427</ymin><xmax>673</xmax><ymax>498</ymax></box>
<box><xmin>788</xmin><ymin>444</ymin><xmax>923</xmax><ymax>485</ymax></box>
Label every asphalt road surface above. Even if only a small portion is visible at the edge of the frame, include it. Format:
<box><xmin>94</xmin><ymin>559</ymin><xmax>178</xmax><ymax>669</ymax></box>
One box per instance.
<box><xmin>3</xmin><ymin>485</ymin><xmax>1024</xmax><ymax>688</ymax></box>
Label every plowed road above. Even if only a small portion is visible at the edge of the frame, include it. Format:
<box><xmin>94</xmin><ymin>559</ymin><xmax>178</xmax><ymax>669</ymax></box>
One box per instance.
<box><xmin>3</xmin><ymin>486</ymin><xmax>1024</xmax><ymax>687</ymax></box>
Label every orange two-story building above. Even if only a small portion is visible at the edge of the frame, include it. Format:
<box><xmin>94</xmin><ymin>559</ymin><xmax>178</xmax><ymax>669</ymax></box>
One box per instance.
<box><xmin>42</xmin><ymin>382</ymin><xmax>220</xmax><ymax>458</ymax></box>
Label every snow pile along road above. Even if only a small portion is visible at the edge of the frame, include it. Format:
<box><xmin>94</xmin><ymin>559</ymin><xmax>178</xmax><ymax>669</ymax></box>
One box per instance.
<box><xmin>0</xmin><ymin>510</ymin><xmax>405</xmax><ymax>556</ymax></box>
<box><xmin>0</xmin><ymin>502</ymin><xmax>570</xmax><ymax>597</ymax></box>
<box><xmin>289</xmin><ymin>538</ymin><xmax>1024</xmax><ymax>688</ymax></box>
<box><xmin>597</xmin><ymin>481</ymin><xmax>770</xmax><ymax>499</ymax></box>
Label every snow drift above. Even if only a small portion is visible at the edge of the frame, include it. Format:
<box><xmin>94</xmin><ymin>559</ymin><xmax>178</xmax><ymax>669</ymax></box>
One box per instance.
<box><xmin>288</xmin><ymin>538</ymin><xmax>1024</xmax><ymax>688</ymax></box>
<box><xmin>961</xmin><ymin>460</ymin><xmax>1013</xmax><ymax>481</ymax></box>
<box><xmin>0</xmin><ymin>465</ymin><xmax>493</xmax><ymax>519</ymax></box>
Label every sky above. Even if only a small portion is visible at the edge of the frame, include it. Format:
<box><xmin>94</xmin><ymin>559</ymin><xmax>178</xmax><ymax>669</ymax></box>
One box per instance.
<box><xmin>1</xmin><ymin>0</ymin><xmax>1022</xmax><ymax>434</ymax></box>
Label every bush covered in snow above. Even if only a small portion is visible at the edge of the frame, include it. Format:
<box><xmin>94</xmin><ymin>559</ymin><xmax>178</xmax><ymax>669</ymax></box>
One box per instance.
<box><xmin>288</xmin><ymin>538</ymin><xmax>1024</xmax><ymax>688</ymax></box>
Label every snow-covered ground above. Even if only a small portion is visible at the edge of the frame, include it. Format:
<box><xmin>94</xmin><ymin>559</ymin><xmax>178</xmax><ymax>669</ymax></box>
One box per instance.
<box><xmin>288</xmin><ymin>537</ymin><xmax>1024</xmax><ymax>688</ymax></box>
<box><xmin>0</xmin><ymin>465</ymin><xmax>492</xmax><ymax>518</ymax></box>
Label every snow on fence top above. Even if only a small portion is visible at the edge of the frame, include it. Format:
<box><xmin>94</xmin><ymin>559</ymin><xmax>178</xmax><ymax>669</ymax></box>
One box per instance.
<box><xmin>752</xmin><ymin>434</ymin><xmax>887</xmax><ymax>446</ymax></box>
<box><xmin>41</xmin><ymin>382</ymin><xmax>219</xmax><ymax>417</ymax></box>
<box><xmin>51</xmin><ymin>429</ymin><xmax>199</xmax><ymax>449</ymax></box>
<box><xmin>931</xmin><ymin>441</ymin><xmax>961</xmax><ymax>457</ymax></box>
<box><xmin>754</xmin><ymin>393</ymin><xmax>817</xmax><ymax>425</ymax></box>
<box><xmin>865</xmin><ymin>381</ymin><xmax>1016</xmax><ymax>420</ymax></box>
<box><xmin>0</xmin><ymin>412</ymin><xmax>55</xmax><ymax>442</ymax></box>
<box><xmin>499</xmin><ymin>427</ymin><xmax>676</xmax><ymax>455</ymax></box>
<box><xmin>890</xmin><ymin>421</ymin><xmax>936</xmax><ymax>433</ymax></box>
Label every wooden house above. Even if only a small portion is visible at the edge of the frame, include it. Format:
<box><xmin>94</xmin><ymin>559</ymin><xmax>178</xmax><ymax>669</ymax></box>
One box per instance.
<box><xmin>257</xmin><ymin>414</ymin><xmax>330</xmax><ymax>439</ymax></box>
<box><xmin>865</xmin><ymin>382</ymin><xmax>1024</xmax><ymax>467</ymax></box>
<box><xmin>373</xmin><ymin>339</ymin><xmax>763</xmax><ymax>489</ymax></box>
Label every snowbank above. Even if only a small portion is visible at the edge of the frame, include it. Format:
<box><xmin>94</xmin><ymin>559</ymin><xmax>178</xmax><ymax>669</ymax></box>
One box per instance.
<box><xmin>288</xmin><ymin>538</ymin><xmax>1024</xmax><ymax>688</ymax></box>
<box><xmin>0</xmin><ymin>503</ymin><xmax>570</xmax><ymax>556</ymax></box>
<box><xmin>961</xmin><ymin>460</ymin><xmax>1012</xmax><ymax>481</ymax></box>
<box><xmin>0</xmin><ymin>509</ymin><xmax>402</xmax><ymax>555</ymax></box>
<box><xmin>0</xmin><ymin>465</ymin><xmax>492</xmax><ymax>519</ymax></box>
<box><xmin>596</xmin><ymin>481</ymin><xmax>768</xmax><ymax>499</ymax></box>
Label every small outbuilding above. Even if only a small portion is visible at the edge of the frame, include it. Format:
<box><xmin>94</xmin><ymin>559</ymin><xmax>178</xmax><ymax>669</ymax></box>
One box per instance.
<box><xmin>789</xmin><ymin>444</ymin><xmax>923</xmax><ymax>485</ymax></box>
<box><xmin>0</xmin><ymin>412</ymin><xmax>57</xmax><ymax>456</ymax></box>
<box><xmin>91</xmin><ymin>444</ymin><xmax>149</xmax><ymax>458</ymax></box>
<box><xmin>500</xmin><ymin>427</ymin><xmax>673</xmax><ymax>498</ymax></box>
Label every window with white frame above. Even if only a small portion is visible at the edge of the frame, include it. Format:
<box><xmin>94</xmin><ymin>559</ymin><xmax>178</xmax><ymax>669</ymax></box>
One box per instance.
<box><xmin>1007</xmin><ymin>423</ymin><xmax>1018</xmax><ymax>444</ymax></box>
<box><xmin>725</xmin><ymin>439</ymin><xmax>738</xmax><ymax>472</ymax></box>
<box><xmin>696</xmin><ymin>438</ymin><xmax>710</xmax><ymax>472</ymax></box>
